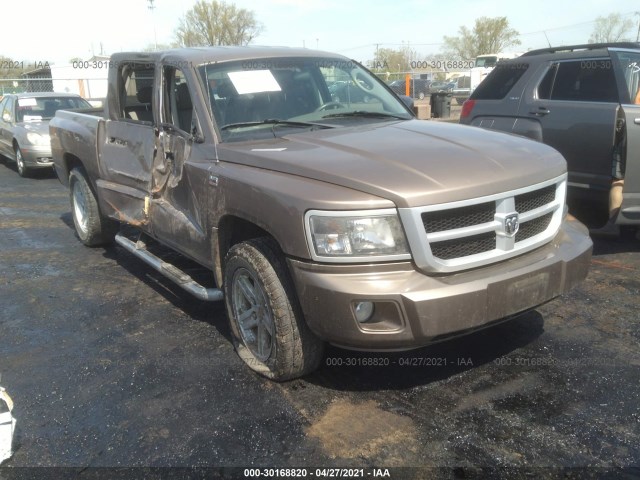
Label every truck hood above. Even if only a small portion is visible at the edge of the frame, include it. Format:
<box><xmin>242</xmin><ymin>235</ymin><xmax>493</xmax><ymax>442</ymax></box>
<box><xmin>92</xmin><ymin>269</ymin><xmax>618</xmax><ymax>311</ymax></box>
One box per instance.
<box><xmin>219</xmin><ymin>119</ymin><xmax>566</xmax><ymax>208</ymax></box>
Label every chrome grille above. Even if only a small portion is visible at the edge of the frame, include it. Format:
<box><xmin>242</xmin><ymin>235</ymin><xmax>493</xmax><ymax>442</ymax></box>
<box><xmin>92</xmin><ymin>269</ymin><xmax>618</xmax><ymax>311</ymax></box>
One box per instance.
<box><xmin>515</xmin><ymin>213</ymin><xmax>553</xmax><ymax>243</ymax></box>
<box><xmin>422</xmin><ymin>202</ymin><xmax>494</xmax><ymax>233</ymax></box>
<box><xmin>430</xmin><ymin>232</ymin><xmax>496</xmax><ymax>260</ymax></box>
<box><xmin>398</xmin><ymin>174</ymin><xmax>567</xmax><ymax>273</ymax></box>
<box><xmin>515</xmin><ymin>186</ymin><xmax>556</xmax><ymax>213</ymax></box>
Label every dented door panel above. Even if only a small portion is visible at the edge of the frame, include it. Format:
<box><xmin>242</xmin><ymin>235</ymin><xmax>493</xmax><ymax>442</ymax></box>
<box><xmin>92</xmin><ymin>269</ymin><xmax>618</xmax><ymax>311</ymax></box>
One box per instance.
<box><xmin>148</xmin><ymin>143</ymin><xmax>212</xmax><ymax>265</ymax></box>
<box><xmin>96</xmin><ymin>120</ymin><xmax>156</xmax><ymax>225</ymax></box>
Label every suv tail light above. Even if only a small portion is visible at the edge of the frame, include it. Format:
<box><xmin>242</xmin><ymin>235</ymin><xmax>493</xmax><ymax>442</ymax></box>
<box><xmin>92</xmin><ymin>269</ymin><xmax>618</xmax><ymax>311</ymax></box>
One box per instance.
<box><xmin>460</xmin><ymin>99</ymin><xmax>476</xmax><ymax>120</ymax></box>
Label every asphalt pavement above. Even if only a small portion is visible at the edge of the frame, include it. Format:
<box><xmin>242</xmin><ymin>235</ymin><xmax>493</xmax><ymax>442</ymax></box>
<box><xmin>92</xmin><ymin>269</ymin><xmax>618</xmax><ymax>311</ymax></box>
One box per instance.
<box><xmin>0</xmin><ymin>158</ymin><xmax>638</xmax><ymax>479</ymax></box>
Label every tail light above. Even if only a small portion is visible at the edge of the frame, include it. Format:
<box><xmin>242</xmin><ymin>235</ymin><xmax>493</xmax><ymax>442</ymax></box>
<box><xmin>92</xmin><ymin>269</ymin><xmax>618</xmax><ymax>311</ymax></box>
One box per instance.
<box><xmin>460</xmin><ymin>99</ymin><xmax>476</xmax><ymax>120</ymax></box>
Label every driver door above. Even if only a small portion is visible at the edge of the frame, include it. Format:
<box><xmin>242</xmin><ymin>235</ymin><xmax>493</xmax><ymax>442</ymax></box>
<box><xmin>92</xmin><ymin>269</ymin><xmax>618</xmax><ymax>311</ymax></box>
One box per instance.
<box><xmin>146</xmin><ymin>65</ymin><xmax>211</xmax><ymax>264</ymax></box>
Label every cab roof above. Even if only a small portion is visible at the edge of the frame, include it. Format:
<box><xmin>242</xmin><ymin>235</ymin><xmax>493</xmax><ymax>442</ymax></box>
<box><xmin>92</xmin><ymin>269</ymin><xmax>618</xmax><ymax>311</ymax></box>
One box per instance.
<box><xmin>110</xmin><ymin>46</ymin><xmax>349</xmax><ymax>68</ymax></box>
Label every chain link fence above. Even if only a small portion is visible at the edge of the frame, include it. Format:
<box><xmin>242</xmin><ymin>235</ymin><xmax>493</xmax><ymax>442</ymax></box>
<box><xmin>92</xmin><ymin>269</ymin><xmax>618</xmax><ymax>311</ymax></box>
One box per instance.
<box><xmin>0</xmin><ymin>77</ymin><xmax>107</xmax><ymax>102</ymax></box>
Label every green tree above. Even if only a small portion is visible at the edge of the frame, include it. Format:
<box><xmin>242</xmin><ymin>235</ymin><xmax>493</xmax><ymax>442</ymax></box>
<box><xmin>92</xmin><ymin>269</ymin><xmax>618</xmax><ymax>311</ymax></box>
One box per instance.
<box><xmin>174</xmin><ymin>0</ymin><xmax>263</xmax><ymax>47</ymax></box>
<box><xmin>443</xmin><ymin>17</ymin><xmax>521</xmax><ymax>60</ymax></box>
<box><xmin>371</xmin><ymin>46</ymin><xmax>415</xmax><ymax>78</ymax></box>
<box><xmin>589</xmin><ymin>13</ymin><xmax>634</xmax><ymax>43</ymax></box>
<box><xmin>0</xmin><ymin>56</ymin><xmax>26</xmax><ymax>79</ymax></box>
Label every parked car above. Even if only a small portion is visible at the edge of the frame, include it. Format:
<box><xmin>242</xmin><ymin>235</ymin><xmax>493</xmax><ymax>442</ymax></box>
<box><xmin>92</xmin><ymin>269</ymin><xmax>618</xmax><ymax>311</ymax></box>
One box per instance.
<box><xmin>0</xmin><ymin>92</ymin><xmax>91</xmax><ymax>177</ymax></box>
<box><xmin>428</xmin><ymin>81</ymin><xmax>455</xmax><ymax>93</ymax></box>
<box><xmin>50</xmin><ymin>47</ymin><xmax>591</xmax><ymax>381</ymax></box>
<box><xmin>460</xmin><ymin>42</ymin><xmax>640</xmax><ymax>226</ymax></box>
<box><xmin>388</xmin><ymin>78</ymin><xmax>431</xmax><ymax>99</ymax></box>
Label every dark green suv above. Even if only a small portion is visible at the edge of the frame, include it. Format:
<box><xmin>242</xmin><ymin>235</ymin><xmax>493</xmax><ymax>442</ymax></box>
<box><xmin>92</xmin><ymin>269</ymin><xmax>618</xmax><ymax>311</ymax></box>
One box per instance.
<box><xmin>460</xmin><ymin>43</ymin><xmax>640</xmax><ymax>227</ymax></box>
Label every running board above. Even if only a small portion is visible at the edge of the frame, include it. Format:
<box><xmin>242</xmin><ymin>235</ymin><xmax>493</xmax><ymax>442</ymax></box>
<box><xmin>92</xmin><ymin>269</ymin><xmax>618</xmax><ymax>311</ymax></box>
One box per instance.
<box><xmin>115</xmin><ymin>233</ymin><xmax>224</xmax><ymax>302</ymax></box>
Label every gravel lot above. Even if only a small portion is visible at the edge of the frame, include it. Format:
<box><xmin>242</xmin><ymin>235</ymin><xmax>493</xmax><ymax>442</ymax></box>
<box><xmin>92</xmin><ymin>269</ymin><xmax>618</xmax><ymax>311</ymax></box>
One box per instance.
<box><xmin>0</xmin><ymin>156</ymin><xmax>638</xmax><ymax>479</ymax></box>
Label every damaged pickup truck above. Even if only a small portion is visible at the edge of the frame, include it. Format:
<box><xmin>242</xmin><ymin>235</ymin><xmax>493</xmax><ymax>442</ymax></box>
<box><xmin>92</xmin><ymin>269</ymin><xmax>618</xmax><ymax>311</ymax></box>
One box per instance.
<box><xmin>50</xmin><ymin>48</ymin><xmax>593</xmax><ymax>380</ymax></box>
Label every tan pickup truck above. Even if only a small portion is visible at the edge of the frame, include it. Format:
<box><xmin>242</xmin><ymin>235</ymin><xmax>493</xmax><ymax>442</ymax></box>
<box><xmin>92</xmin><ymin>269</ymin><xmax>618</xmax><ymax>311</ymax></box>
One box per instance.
<box><xmin>50</xmin><ymin>47</ymin><xmax>592</xmax><ymax>380</ymax></box>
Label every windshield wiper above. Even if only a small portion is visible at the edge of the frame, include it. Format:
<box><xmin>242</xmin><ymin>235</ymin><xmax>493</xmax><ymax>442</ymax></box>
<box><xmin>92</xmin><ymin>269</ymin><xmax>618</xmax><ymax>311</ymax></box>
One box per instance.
<box><xmin>322</xmin><ymin>111</ymin><xmax>409</xmax><ymax>120</ymax></box>
<box><xmin>221</xmin><ymin>119</ymin><xmax>332</xmax><ymax>131</ymax></box>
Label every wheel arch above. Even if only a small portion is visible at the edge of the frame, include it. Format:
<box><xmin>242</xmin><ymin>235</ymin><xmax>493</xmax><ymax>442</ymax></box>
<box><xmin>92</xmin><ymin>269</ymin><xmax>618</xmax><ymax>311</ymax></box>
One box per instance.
<box><xmin>60</xmin><ymin>153</ymin><xmax>86</xmax><ymax>187</ymax></box>
<box><xmin>213</xmin><ymin>214</ymin><xmax>277</xmax><ymax>287</ymax></box>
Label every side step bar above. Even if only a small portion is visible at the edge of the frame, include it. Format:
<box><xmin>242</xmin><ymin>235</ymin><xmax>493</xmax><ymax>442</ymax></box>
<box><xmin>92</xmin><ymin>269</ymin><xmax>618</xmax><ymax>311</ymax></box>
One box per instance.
<box><xmin>115</xmin><ymin>233</ymin><xmax>224</xmax><ymax>302</ymax></box>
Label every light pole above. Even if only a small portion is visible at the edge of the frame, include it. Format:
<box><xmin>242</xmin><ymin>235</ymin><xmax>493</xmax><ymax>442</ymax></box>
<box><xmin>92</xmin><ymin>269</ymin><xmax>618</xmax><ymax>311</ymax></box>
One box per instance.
<box><xmin>148</xmin><ymin>0</ymin><xmax>158</xmax><ymax>50</ymax></box>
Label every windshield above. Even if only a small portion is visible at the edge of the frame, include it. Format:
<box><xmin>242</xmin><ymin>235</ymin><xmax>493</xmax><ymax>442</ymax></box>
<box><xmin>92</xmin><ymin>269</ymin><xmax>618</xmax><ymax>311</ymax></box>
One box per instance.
<box><xmin>16</xmin><ymin>96</ymin><xmax>92</xmax><ymax>122</ymax></box>
<box><xmin>198</xmin><ymin>57</ymin><xmax>412</xmax><ymax>142</ymax></box>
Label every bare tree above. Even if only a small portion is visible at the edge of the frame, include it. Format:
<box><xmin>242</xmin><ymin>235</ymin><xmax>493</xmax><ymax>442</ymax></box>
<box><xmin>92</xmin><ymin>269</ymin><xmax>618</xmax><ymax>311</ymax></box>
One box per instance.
<box><xmin>589</xmin><ymin>13</ymin><xmax>634</xmax><ymax>43</ymax></box>
<box><xmin>175</xmin><ymin>0</ymin><xmax>263</xmax><ymax>47</ymax></box>
<box><xmin>443</xmin><ymin>17</ymin><xmax>520</xmax><ymax>60</ymax></box>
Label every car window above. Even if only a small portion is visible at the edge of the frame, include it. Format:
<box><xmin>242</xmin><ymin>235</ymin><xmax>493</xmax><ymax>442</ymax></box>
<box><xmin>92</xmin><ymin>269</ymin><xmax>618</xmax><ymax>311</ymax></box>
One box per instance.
<box><xmin>3</xmin><ymin>97</ymin><xmax>15</xmax><ymax>122</ymax></box>
<box><xmin>471</xmin><ymin>62</ymin><xmax>529</xmax><ymax>100</ymax></box>
<box><xmin>117</xmin><ymin>63</ymin><xmax>155</xmax><ymax>124</ymax></box>
<box><xmin>611</xmin><ymin>51</ymin><xmax>640</xmax><ymax>104</ymax></box>
<box><xmin>543</xmin><ymin>59</ymin><xmax>618</xmax><ymax>103</ymax></box>
<box><xmin>0</xmin><ymin>97</ymin><xmax>7</xmax><ymax>121</ymax></box>
<box><xmin>15</xmin><ymin>96</ymin><xmax>92</xmax><ymax>121</ymax></box>
<box><xmin>162</xmin><ymin>66</ymin><xmax>197</xmax><ymax>134</ymax></box>
<box><xmin>537</xmin><ymin>64</ymin><xmax>558</xmax><ymax>99</ymax></box>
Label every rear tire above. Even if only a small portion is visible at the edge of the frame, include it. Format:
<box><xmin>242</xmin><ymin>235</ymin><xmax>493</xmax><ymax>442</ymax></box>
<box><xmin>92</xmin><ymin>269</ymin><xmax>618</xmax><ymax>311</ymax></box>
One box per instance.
<box><xmin>224</xmin><ymin>237</ymin><xmax>324</xmax><ymax>381</ymax></box>
<box><xmin>69</xmin><ymin>167</ymin><xmax>117</xmax><ymax>246</ymax></box>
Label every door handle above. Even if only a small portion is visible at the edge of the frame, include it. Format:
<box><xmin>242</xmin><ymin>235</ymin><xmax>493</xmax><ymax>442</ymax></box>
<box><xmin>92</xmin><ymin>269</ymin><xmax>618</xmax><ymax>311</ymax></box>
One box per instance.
<box><xmin>529</xmin><ymin>107</ymin><xmax>550</xmax><ymax>116</ymax></box>
<box><xmin>634</xmin><ymin>118</ymin><xmax>640</xmax><ymax>125</ymax></box>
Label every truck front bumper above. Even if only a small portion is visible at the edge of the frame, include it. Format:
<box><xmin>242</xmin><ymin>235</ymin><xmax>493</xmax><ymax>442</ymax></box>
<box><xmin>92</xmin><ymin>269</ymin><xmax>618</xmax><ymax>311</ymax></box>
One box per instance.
<box><xmin>288</xmin><ymin>216</ymin><xmax>592</xmax><ymax>350</ymax></box>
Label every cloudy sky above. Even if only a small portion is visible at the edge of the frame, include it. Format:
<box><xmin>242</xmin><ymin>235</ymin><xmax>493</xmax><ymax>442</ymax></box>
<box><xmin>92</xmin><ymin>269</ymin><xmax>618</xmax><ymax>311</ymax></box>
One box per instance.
<box><xmin>3</xmin><ymin>0</ymin><xmax>639</xmax><ymax>65</ymax></box>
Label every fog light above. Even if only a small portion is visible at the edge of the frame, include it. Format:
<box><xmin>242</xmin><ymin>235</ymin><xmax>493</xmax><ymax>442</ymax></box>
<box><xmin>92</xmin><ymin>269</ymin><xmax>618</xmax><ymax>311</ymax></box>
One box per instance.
<box><xmin>354</xmin><ymin>301</ymin><xmax>375</xmax><ymax>323</ymax></box>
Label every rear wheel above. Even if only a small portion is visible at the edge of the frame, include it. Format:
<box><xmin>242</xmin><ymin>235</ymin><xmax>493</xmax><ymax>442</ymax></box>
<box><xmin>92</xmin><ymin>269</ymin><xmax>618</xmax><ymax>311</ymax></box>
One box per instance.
<box><xmin>224</xmin><ymin>237</ymin><xmax>324</xmax><ymax>381</ymax></box>
<box><xmin>69</xmin><ymin>167</ymin><xmax>117</xmax><ymax>246</ymax></box>
<box><xmin>15</xmin><ymin>145</ymin><xmax>29</xmax><ymax>177</ymax></box>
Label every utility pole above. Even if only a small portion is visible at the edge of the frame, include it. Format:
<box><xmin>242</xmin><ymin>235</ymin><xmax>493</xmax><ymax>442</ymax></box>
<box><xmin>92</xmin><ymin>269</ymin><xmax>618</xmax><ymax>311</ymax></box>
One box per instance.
<box><xmin>148</xmin><ymin>0</ymin><xmax>158</xmax><ymax>50</ymax></box>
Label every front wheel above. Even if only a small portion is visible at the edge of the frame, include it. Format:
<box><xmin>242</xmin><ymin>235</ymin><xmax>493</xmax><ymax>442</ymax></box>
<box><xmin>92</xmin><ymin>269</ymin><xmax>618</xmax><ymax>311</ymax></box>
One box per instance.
<box><xmin>15</xmin><ymin>145</ymin><xmax>29</xmax><ymax>177</ymax></box>
<box><xmin>224</xmin><ymin>238</ymin><xmax>324</xmax><ymax>381</ymax></box>
<box><xmin>69</xmin><ymin>167</ymin><xmax>117</xmax><ymax>246</ymax></box>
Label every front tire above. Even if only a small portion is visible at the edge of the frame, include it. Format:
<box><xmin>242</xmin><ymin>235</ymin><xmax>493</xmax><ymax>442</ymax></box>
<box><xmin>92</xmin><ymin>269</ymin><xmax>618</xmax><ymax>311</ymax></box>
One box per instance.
<box><xmin>69</xmin><ymin>167</ymin><xmax>117</xmax><ymax>246</ymax></box>
<box><xmin>224</xmin><ymin>237</ymin><xmax>324</xmax><ymax>381</ymax></box>
<box><xmin>15</xmin><ymin>145</ymin><xmax>29</xmax><ymax>177</ymax></box>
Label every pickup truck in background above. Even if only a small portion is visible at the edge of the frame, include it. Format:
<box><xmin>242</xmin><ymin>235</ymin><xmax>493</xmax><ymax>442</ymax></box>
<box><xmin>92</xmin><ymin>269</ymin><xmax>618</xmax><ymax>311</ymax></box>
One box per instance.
<box><xmin>50</xmin><ymin>48</ymin><xmax>593</xmax><ymax>381</ymax></box>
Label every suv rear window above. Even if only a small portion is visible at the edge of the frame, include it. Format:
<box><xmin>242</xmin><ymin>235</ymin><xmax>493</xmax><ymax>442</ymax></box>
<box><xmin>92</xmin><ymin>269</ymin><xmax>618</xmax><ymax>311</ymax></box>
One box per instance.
<box><xmin>538</xmin><ymin>59</ymin><xmax>618</xmax><ymax>102</ymax></box>
<box><xmin>471</xmin><ymin>62</ymin><xmax>529</xmax><ymax>100</ymax></box>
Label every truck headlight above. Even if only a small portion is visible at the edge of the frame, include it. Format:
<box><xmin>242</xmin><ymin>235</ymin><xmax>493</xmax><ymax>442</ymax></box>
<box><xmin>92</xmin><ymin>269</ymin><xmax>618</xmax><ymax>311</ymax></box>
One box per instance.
<box><xmin>26</xmin><ymin>132</ymin><xmax>50</xmax><ymax>146</ymax></box>
<box><xmin>305</xmin><ymin>209</ymin><xmax>411</xmax><ymax>262</ymax></box>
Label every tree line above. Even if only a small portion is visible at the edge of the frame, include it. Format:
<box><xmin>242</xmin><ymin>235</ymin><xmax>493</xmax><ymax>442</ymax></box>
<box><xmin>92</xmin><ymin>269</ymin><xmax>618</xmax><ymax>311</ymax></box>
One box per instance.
<box><xmin>0</xmin><ymin>4</ymin><xmax>636</xmax><ymax>71</ymax></box>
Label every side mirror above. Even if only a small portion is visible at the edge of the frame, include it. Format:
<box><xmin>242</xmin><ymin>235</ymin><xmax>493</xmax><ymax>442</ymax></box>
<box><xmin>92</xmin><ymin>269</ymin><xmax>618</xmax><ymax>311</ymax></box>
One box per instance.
<box><xmin>399</xmin><ymin>95</ymin><xmax>414</xmax><ymax>110</ymax></box>
<box><xmin>2</xmin><ymin>113</ymin><xmax>11</xmax><ymax>122</ymax></box>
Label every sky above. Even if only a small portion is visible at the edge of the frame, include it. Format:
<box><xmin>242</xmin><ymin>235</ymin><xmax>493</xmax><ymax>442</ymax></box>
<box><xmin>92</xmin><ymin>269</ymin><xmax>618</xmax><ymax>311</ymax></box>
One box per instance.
<box><xmin>2</xmin><ymin>0</ymin><xmax>639</xmax><ymax>67</ymax></box>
